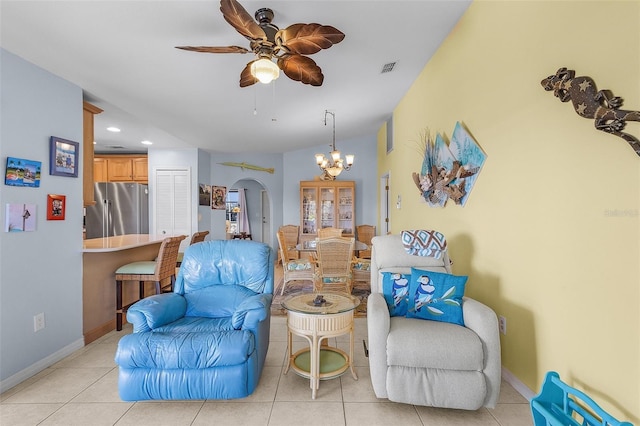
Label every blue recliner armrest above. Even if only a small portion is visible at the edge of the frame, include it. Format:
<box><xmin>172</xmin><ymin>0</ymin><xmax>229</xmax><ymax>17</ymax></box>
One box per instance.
<box><xmin>232</xmin><ymin>293</ymin><xmax>273</xmax><ymax>330</ymax></box>
<box><xmin>127</xmin><ymin>293</ymin><xmax>187</xmax><ymax>332</ymax></box>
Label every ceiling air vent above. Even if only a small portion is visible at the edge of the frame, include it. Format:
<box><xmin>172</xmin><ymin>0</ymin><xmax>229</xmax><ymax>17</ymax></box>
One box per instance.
<box><xmin>107</xmin><ymin>145</ymin><xmax>127</xmax><ymax>149</ymax></box>
<box><xmin>381</xmin><ymin>62</ymin><xmax>396</xmax><ymax>74</ymax></box>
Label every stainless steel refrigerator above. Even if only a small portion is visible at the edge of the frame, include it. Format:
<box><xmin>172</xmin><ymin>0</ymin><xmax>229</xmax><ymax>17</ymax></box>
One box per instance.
<box><xmin>85</xmin><ymin>182</ymin><xmax>149</xmax><ymax>239</ymax></box>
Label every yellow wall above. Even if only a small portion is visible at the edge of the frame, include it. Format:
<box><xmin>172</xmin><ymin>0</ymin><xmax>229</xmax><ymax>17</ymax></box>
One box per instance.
<box><xmin>378</xmin><ymin>0</ymin><xmax>639</xmax><ymax>422</ymax></box>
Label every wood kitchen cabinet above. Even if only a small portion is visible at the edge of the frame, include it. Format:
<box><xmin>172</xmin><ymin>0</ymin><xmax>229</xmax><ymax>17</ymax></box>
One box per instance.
<box><xmin>94</xmin><ymin>155</ymin><xmax>148</xmax><ymax>183</ymax></box>
<box><xmin>83</xmin><ymin>101</ymin><xmax>103</xmax><ymax>207</ymax></box>
<box><xmin>300</xmin><ymin>180</ymin><xmax>355</xmax><ymax>243</ymax></box>
<box><xmin>93</xmin><ymin>157</ymin><xmax>108</xmax><ymax>182</ymax></box>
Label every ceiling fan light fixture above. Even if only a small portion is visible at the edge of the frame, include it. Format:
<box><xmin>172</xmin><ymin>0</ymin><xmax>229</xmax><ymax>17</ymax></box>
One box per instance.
<box><xmin>250</xmin><ymin>57</ymin><xmax>279</xmax><ymax>84</ymax></box>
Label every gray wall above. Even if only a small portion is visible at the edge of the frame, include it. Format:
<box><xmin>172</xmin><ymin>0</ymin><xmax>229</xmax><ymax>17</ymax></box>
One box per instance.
<box><xmin>0</xmin><ymin>49</ymin><xmax>84</xmax><ymax>387</ymax></box>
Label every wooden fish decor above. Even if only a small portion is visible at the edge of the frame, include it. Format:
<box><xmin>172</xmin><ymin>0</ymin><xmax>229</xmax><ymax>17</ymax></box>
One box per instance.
<box><xmin>218</xmin><ymin>162</ymin><xmax>275</xmax><ymax>174</ymax></box>
<box><xmin>541</xmin><ymin>67</ymin><xmax>640</xmax><ymax>156</ymax></box>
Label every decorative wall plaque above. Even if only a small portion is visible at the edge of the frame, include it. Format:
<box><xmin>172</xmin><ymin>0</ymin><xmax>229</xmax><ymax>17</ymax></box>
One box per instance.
<box><xmin>541</xmin><ymin>67</ymin><xmax>640</xmax><ymax>157</ymax></box>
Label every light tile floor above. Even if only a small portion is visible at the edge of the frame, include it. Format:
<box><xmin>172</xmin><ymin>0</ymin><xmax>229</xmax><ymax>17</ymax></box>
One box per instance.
<box><xmin>1</xmin><ymin>316</ymin><xmax>533</xmax><ymax>426</ymax></box>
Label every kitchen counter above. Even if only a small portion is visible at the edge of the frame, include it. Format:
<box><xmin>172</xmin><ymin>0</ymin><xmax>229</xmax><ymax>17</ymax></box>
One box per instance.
<box><xmin>83</xmin><ymin>233</ymin><xmax>169</xmax><ymax>252</ymax></box>
<box><xmin>82</xmin><ymin>234</ymin><xmax>170</xmax><ymax>344</ymax></box>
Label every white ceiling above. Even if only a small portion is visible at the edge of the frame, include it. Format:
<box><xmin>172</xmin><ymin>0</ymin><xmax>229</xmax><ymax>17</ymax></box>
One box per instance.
<box><xmin>1</xmin><ymin>0</ymin><xmax>471</xmax><ymax>154</ymax></box>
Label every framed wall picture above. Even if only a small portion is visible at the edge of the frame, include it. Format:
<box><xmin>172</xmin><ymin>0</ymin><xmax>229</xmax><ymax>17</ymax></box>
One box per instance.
<box><xmin>211</xmin><ymin>186</ymin><xmax>226</xmax><ymax>210</ymax></box>
<box><xmin>46</xmin><ymin>194</ymin><xmax>66</xmax><ymax>220</ymax></box>
<box><xmin>5</xmin><ymin>157</ymin><xmax>42</xmax><ymax>187</ymax></box>
<box><xmin>49</xmin><ymin>136</ymin><xmax>79</xmax><ymax>177</ymax></box>
<box><xmin>199</xmin><ymin>184</ymin><xmax>212</xmax><ymax>206</ymax></box>
<box><xmin>5</xmin><ymin>203</ymin><xmax>37</xmax><ymax>232</ymax></box>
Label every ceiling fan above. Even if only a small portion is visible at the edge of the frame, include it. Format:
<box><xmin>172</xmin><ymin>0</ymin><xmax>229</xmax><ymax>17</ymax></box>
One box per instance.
<box><xmin>176</xmin><ymin>0</ymin><xmax>345</xmax><ymax>87</ymax></box>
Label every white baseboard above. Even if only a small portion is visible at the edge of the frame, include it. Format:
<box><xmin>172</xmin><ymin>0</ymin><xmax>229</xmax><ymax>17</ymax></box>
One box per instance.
<box><xmin>0</xmin><ymin>338</ymin><xmax>85</xmax><ymax>394</ymax></box>
<box><xmin>502</xmin><ymin>366</ymin><xmax>537</xmax><ymax>401</ymax></box>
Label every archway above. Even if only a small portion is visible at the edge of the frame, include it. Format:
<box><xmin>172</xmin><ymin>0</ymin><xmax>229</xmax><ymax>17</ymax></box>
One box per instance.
<box><xmin>227</xmin><ymin>178</ymin><xmax>271</xmax><ymax>245</ymax></box>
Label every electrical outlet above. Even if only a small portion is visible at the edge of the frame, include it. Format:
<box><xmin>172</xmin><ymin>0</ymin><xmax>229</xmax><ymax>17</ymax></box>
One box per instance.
<box><xmin>498</xmin><ymin>315</ymin><xmax>506</xmax><ymax>335</ymax></box>
<box><xmin>34</xmin><ymin>313</ymin><xmax>45</xmax><ymax>332</ymax></box>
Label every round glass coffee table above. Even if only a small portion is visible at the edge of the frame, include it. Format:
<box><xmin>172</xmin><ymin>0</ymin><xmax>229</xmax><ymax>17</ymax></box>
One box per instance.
<box><xmin>282</xmin><ymin>292</ymin><xmax>360</xmax><ymax>399</ymax></box>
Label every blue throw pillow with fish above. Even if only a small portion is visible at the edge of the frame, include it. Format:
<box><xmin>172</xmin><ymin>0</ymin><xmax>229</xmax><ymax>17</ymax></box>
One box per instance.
<box><xmin>407</xmin><ymin>268</ymin><xmax>467</xmax><ymax>325</ymax></box>
<box><xmin>381</xmin><ymin>272</ymin><xmax>410</xmax><ymax>317</ymax></box>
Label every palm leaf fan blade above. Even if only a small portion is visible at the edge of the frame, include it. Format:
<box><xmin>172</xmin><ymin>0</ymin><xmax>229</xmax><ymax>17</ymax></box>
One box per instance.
<box><xmin>220</xmin><ymin>0</ymin><xmax>266</xmax><ymax>41</ymax></box>
<box><xmin>278</xmin><ymin>55</ymin><xmax>323</xmax><ymax>86</ymax></box>
<box><xmin>175</xmin><ymin>45</ymin><xmax>250</xmax><ymax>54</ymax></box>
<box><xmin>278</xmin><ymin>24</ymin><xmax>345</xmax><ymax>55</ymax></box>
<box><xmin>239</xmin><ymin>61</ymin><xmax>258</xmax><ymax>87</ymax></box>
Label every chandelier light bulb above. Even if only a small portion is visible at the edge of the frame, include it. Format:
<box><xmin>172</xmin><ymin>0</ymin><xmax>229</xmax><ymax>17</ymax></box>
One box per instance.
<box><xmin>345</xmin><ymin>154</ymin><xmax>355</xmax><ymax>166</ymax></box>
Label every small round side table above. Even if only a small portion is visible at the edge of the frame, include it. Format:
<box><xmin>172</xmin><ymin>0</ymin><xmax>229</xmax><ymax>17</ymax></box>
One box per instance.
<box><xmin>282</xmin><ymin>292</ymin><xmax>360</xmax><ymax>399</ymax></box>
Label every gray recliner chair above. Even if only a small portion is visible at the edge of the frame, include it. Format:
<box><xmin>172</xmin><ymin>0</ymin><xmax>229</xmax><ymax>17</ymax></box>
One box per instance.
<box><xmin>367</xmin><ymin>234</ymin><xmax>501</xmax><ymax>410</ymax></box>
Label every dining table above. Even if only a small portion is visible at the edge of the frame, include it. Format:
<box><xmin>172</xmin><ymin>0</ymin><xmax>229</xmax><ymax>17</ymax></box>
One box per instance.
<box><xmin>296</xmin><ymin>239</ymin><xmax>368</xmax><ymax>253</ymax></box>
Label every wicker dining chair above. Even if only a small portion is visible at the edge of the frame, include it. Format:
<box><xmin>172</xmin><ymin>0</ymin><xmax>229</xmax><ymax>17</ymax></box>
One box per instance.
<box><xmin>317</xmin><ymin>227</ymin><xmax>343</xmax><ymax>238</ymax></box>
<box><xmin>276</xmin><ymin>229</ymin><xmax>314</xmax><ymax>295</ymax></box>
<box><xmin>114</xmin><ymin>235</ymin><xmax>187</xmax><ymax>331</ymax></box>
<box><xmin>177</xmin><ymin>230</ymin><xmax>210</xmax><ymax>266</ymax></box>
<box><xmin>351</xmin><ymin>257</ymin><xmax>371</xmax><ymax>287</ymax></box>
<box><xmin>355</xmin><ymin>224</ymin><xmax>375</xmax><ymax>258</ymax></box>
<box><xmin>277</xmin><ymin>224</ymin><xmax>300</xmax><ymax>263</ymax></box>
<box><xmin>313</xmin><ymin>236</ymin><xmax>355</xmax><ymax>294</ymax></box>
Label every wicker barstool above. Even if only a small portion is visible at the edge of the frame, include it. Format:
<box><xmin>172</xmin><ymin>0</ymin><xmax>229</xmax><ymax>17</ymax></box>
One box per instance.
<box><xmin>114</xmin><ymin>235</ymin><xmax>186</xmax><ymax>331</ymax></box>
<box><xmin>176</xmin><ymin>230</ymin><xmax>209</xmax><ymax>266</ymax></box>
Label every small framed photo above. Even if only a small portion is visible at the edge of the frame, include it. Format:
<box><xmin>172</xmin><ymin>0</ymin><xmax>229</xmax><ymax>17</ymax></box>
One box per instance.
<box><xmin>211</xmin><ymin>186</ymin><xmax>227</xmax><ymax>210</ymax></box>
<box><xmin>199</xmin><ymin>184</ymin><xmax>212</xmax><ymax>206</ymax></box>
<box><xmin>46</xmin><ymin>194</ymin><xmax>66</xmax><ymax>220</ymax></box>
<box><xmin>49</xmin><ymin>136</ymin><xmax>79</xmax><ymax>177</ymax></box>
<box><xmin>5</xmin><ymin>157</ymin><xmax>42</xmax><ymax>187</ymax></box>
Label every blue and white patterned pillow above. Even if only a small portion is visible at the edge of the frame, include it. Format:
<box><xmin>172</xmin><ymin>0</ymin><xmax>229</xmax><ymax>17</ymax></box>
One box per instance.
<box><xmin>401</xmin><ymin>230</ymin><xmax>447</xmax><ymax>259</ymax></box>
<box><xmin>381</xmin><ymin>272</ymin><xmax>410</xmax><ymax>317</ymax></box>
<box><xmin>406</xmin><ymin>268</ymin><xmax>467</xmax><ymax>326</ymax></box>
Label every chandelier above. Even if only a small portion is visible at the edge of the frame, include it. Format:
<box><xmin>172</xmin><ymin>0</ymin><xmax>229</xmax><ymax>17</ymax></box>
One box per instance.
<box><xmin>315</xmin><ymin>110</ymin><xmax>354</xmax><ymax>180</ymax></box>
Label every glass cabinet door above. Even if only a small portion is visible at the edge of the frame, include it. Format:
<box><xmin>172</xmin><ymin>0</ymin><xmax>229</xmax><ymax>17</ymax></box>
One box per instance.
<box><xmin>301</xmin><ymin>187</ymin><xmax>317</xmax><ymax>235</ymax></box>
<box><xmin>300</xmin><ymin>181</ymin><xmax>355</xmax><ymax>239</ymax></box>
<box><xmin>320</xmin><ymin>187</ymin><xmax>335</xmax><ymax>230</ymax></box>
<box><xmin>337</xmin><ymin>187</ymin><xmax>354</xmax><ymax>235</ymax></box>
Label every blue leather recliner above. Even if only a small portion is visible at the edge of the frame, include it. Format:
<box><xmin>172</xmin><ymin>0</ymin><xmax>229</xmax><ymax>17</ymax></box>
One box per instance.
<box><xmin>115</xmin><ymin>239</ymin><xmax>274</xmax><ymax>401</ymax></box>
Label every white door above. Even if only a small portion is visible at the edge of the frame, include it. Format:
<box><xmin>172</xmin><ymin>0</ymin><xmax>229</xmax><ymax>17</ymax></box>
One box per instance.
<box><xmin>261</xmin><ymin>189</ymin><xmax>270</xmax><ymax>244</ymax></box>
<box><xmin>154</xmin><ymin>168</ymin><xmax>191</xmax><ymax>249</ymax></box>
<box><xmin>380</xmin><ymin>173</ymin><xmax>390</xmax><ymax>235</ymax></box>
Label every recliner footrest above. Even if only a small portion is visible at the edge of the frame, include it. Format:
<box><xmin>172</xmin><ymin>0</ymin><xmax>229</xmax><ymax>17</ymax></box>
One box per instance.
<box><xmin>115</xmin><ymin>330</ymin><xmax>255</xmax><ymax>369</ymax></box>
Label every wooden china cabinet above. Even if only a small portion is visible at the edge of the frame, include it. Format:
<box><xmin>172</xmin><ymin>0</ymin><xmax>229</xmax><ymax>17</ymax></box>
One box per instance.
<box><xmin>300</xmin><ymin>180</ymin><xmax>355</xmax><ymax>243</ymax></box>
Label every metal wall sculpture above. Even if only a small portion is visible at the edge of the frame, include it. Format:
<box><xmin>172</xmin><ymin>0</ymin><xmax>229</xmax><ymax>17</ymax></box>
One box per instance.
<box><xmin>541</xmin><ymin>67</ymin><xmax>640</xmax><ymax>156</ymax></box>
<box><xmin>412</xmin><ymin>122</ymin><xmax>486</xmax><ymax>207</ymax></box>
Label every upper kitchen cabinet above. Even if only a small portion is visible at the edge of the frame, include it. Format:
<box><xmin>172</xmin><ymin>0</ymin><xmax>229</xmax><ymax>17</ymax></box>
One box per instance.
<box><xmin>94</xmin><ymin>155</ymin><xmax>148</xmax><ymax>183</ymax></box>
<box><xmin>83</xmin><ymin>101</ymin><xmax>103</xmax><ymax>207</ymax></box>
